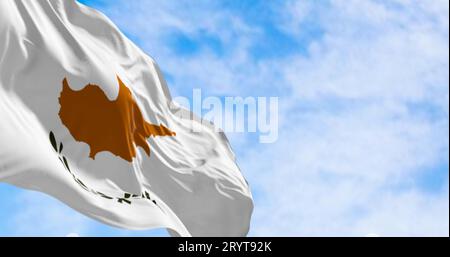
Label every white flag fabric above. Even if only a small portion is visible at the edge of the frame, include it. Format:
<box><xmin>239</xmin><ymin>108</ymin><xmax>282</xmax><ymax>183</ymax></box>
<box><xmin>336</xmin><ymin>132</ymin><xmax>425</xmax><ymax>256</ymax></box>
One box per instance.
<box><xmin>0</xmin><ymin>0</ymin><xmax>252</xmax><ymax>236</ymax></box>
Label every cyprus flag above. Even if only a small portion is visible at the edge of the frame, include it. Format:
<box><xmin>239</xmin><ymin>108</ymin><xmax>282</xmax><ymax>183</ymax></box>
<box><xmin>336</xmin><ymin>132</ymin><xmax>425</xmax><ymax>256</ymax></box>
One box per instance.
<box><xmin>0</xmin><ymin>0</ymin><xmax>253</xmax><ymax>236</ymax></box>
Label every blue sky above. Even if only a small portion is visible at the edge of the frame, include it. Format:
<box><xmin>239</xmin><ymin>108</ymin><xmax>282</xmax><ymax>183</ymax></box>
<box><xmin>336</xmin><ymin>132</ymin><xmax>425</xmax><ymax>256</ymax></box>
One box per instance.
<box><xmin>0</xmin><ymin>0</ymin><xmax>448</xmax><ymax>236</ymax></box>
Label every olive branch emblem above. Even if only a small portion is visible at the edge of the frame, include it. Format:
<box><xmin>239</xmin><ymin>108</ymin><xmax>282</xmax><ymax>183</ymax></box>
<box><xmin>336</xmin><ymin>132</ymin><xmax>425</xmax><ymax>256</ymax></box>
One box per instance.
<box><xmin>49</xmin><ymin>131</ymin><xmax>161</xmax><ymax>209</ymax></box>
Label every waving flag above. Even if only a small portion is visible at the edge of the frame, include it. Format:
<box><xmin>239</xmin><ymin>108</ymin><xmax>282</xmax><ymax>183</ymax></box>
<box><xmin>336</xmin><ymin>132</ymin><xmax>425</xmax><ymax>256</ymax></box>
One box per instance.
<box><xmin>0</xmin><ymin>0</ymin><xmax>253</xmax><ymax>236</ymax></box>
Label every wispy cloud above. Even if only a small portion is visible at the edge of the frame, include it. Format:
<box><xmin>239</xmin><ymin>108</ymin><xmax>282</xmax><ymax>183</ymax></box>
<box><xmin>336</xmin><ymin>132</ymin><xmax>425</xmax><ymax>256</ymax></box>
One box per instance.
<box><xmin>2</xmin><ymin>0</ymin><xmax>446</xmax><ymax>236</ymax></box>
<box><xmin>245</xmin><ymin>0</ymin><xmax>449</xmax><ymax>236</ymax></box>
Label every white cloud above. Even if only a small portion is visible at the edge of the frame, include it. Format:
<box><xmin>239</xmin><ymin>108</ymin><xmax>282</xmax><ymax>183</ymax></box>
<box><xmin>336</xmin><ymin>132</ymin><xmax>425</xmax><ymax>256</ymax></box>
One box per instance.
<box><xmin>353</xmin><ymin>186</ymin><xmax>449</xmax><ymax>236</ymax></box>
<box><xmin>282</xmin><ymin>0</ymin><xmax>449</xmax><ymax>105</ymax></box>
<box><xmin>76</xmin><ymin>0</ymin><xmax>449</xmax><ymax>236</ymax></box>
<box><xmin>242</xmin><ymin>0</ymin><xmax>449</xmax><ymax>236</ymax></box>
<box><xmin>91</xmin><ymin>0</ymin><xmax>275</xmax><ymax>97</ymax></box>
<box><xmin>242</xmin><ymin>106</ymin><xmax>448</xmax><ymax>236</ymax></box>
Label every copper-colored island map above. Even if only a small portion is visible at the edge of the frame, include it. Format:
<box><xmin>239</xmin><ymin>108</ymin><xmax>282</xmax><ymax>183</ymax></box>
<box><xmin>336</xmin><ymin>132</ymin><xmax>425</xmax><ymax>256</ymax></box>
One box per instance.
<box><xmin>58</xmin><ymin>76</ymin><xmax>175</xmax><ymax>162</ymax></box>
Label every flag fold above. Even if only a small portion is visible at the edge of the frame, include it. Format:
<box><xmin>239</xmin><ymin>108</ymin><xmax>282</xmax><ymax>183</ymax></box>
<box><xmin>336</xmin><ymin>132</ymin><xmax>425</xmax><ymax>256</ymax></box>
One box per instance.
<box><xmin>0</xmin><ymin>0</ymin><xmax>253</xmax><ymax>237</ymax></box>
